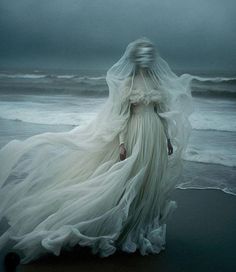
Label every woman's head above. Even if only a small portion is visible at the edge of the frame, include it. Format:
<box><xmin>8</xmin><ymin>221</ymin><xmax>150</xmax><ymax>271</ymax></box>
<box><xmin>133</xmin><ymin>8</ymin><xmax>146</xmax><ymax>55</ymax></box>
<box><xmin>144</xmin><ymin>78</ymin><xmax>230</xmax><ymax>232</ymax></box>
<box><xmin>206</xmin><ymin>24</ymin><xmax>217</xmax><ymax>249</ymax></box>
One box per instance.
<box><xmin>129</xmin><ymin>38</ymin><xmax>156</xmax><ymax>70</ymax></box>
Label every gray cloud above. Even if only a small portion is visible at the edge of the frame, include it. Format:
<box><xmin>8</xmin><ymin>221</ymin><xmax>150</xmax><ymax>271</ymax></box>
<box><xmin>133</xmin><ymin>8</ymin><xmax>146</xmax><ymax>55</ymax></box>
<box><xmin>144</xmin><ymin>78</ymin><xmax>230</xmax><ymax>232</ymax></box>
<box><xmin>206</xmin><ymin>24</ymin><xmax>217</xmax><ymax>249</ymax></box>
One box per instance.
<box><xmin>0</xmin><ymin>0</ymin><xmax>235</xmax><ymax>70</ymax></box>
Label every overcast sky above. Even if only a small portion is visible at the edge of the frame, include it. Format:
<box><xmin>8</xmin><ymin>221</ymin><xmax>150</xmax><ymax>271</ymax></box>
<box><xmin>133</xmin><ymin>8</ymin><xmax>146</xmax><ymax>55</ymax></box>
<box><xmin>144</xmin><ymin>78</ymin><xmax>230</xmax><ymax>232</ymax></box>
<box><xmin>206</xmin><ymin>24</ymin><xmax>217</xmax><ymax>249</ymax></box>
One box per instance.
<box><xmin>0</xmin><ymin>0</ymin><xmax>235</xmax><ymax>71</ymax></box>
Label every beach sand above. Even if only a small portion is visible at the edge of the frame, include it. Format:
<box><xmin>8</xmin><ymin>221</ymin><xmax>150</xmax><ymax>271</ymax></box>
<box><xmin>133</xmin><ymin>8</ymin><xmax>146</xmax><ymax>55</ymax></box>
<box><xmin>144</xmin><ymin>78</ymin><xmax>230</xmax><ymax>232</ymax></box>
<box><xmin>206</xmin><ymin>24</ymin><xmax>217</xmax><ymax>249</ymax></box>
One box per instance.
<box><xmin>0</xmin><ymin>119</ymin><xmax>235</xmax><ymax>272</ymax></box>
<box><xmin>0</xmin><ymin>189</ymin><xmax>235</xmax><ymax>272</ymax></box>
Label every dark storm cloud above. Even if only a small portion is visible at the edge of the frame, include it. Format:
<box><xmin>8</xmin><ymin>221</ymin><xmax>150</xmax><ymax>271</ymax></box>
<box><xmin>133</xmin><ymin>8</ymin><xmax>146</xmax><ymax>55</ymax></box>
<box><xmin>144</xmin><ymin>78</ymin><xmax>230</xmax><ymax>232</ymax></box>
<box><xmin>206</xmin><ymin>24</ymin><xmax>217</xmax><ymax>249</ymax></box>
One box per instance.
<box><xmin>0</xmin><ymin>0</ymin><xmax>235</xmax><ymax>70</ymax></box>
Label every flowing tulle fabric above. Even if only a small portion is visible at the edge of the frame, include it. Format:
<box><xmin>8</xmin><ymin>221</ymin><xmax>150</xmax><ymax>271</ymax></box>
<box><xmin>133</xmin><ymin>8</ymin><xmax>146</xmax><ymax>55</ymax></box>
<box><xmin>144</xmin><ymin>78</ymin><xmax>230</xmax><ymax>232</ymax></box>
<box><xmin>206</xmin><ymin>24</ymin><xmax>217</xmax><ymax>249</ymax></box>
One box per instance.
<box><xmin>0</xmin><ymin>100</ymin><xmax>177</xmax><ymax>264</ymax></box>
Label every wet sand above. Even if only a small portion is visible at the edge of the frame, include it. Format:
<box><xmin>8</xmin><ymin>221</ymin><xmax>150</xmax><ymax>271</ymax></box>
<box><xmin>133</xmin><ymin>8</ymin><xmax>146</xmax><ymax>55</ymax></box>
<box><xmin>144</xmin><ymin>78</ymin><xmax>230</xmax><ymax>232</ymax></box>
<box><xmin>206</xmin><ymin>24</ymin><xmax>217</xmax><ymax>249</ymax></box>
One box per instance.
<box><xmin>0</xmin><ymin>188</ymin><xmax>235</xmax><ymax>272</ymax></box>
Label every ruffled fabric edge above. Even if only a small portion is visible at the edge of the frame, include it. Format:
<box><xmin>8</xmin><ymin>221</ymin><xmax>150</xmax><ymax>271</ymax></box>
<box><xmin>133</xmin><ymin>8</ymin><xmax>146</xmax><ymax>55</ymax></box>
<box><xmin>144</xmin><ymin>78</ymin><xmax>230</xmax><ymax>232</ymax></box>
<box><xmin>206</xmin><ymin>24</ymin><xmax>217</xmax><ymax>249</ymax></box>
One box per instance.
<box><xmin>0</xmin><ymin>180</ymin><xmax>177</xmax><ymax>264</ymax></box>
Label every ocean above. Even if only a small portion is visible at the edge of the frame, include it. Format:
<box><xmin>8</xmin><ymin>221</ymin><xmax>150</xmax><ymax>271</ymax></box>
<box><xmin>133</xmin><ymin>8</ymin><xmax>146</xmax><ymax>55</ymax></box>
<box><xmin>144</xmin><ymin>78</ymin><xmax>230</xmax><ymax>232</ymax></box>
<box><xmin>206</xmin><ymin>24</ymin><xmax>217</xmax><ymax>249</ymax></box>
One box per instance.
<box><xmin>0</xmin><ymin>68</ymin><xmax>235</xmax><ymax>196</ymax></box>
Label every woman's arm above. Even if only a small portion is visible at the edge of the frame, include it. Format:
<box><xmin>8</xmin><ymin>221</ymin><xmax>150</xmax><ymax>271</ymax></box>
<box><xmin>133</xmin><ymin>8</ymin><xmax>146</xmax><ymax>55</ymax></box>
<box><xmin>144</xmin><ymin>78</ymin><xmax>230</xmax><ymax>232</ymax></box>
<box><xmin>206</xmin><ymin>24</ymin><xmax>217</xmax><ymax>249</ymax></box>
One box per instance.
<box><xmin>119</xmin><ymin>126</ymin><xmax>127</xmax><ymax>161</ymax></box>
<box><xmin>119</xmin><ymin>103</ymin><xmax>133</xmax><ymax>160</ymax></box>
<box><xmin>119</xmin><ymin>131</ymin><xmax>125</xmax><ymax>145</ymax></box>
<box><xmin>118</xmin><ymin>103</ymin><xmax>134</xmax><ymax>145</ymax></box>
<box><xmin>154</xmin><ymin>102</ymin><xmax>170</xmax><ymax>140</ymax></box>
<box><xmin>154</xmin><ymin>102</ymin><xmax>173</xmax><ymax>155</ymax></box>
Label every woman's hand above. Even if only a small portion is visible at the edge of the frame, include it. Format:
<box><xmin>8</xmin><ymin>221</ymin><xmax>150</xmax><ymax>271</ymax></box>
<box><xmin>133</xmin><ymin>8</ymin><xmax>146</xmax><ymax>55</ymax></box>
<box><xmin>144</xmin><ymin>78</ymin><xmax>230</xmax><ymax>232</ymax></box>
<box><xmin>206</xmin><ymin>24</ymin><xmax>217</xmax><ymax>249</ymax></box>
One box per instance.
<box><xmin>119</xmin><ymin>143</ymin><xmax>127</xmax><ymax>161</ymax></box>
<box><xmin>167</xmin><ymin>139</ymin><xmax>173</xmax><ymax>155</ymax></box>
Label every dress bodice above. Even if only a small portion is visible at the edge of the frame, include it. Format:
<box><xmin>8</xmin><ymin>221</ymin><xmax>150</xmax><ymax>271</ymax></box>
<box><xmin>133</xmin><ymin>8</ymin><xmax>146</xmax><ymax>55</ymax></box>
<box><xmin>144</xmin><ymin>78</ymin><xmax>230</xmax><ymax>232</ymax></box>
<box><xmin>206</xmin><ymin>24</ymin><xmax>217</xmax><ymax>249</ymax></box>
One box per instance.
<box><xmin>118</xmin><ymin>87</ymin><xmax>170</xmax><ymax>144</ymax></box>
<box><xmin>129</xmin><ymin>88</ymin><xmax>162</xmax><ymax>106</ymax></box>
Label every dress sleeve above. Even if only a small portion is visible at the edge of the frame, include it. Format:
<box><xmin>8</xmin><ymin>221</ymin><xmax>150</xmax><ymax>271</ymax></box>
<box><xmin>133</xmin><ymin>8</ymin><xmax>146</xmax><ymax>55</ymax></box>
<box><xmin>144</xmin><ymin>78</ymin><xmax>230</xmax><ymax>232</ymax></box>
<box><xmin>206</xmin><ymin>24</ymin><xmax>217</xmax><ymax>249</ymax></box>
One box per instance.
<box><xmin>119</xmin><ymin>129</ymin><xmax>126</xmax><ymax>145</ymax></box>
<box><xmin>119</xmin><ymin>104</ymin><xmax>133</xmax><ymax>145</ymax></box>
<box><xmin>154</xmin><ymin>101</ymin><xmax>170</xmax><ymax>140</ymax></box>
<box><xmin>118</xmin><ymin>78</ymin><xmax>132</xmax><ymax>146</ymax></box>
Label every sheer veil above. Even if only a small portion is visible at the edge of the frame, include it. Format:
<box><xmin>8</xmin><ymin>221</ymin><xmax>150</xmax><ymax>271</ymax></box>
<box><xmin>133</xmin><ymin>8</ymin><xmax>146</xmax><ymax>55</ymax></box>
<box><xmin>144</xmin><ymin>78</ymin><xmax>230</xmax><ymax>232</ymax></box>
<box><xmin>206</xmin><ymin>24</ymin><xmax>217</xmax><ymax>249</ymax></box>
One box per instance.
<box><xmin>69</xmin><ymin>36</ymin><xmax>196</xmax><ymax>193</ymax></box>
<box><xmin>75</xmin><ymin>36</ymin><xmax>194</xmax><ymax>158</ymax></box>
<box><xmin>72</xmin><ymin>36</ymin><xmax>194</xmax><ymax>154</ymax></box>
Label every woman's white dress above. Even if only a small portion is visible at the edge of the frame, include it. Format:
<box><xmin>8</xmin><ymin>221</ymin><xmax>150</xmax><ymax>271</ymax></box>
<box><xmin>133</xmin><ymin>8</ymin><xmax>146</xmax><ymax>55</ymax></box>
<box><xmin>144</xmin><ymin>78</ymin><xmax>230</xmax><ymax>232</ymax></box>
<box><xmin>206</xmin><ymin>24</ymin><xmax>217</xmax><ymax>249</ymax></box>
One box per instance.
<box><xmin>0</xmin><ymin>86</ymin><xmax>178</xmax><ymax>263</ymax></box>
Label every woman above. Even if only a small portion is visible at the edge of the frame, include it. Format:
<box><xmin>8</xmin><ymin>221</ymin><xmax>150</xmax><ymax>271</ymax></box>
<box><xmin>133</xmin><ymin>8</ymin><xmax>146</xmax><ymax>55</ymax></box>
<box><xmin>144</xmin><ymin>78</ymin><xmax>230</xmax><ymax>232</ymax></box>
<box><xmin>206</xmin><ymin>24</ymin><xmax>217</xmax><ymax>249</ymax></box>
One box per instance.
<box><xmin>118</xmin><ymin>43</ymin><xmax>173</xmax><ymax>161</ymax></box>
<box><xmin>0</xmin><ymin>37</ymin><xmax>194</xmax><ymax>263</ymax></box>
